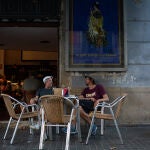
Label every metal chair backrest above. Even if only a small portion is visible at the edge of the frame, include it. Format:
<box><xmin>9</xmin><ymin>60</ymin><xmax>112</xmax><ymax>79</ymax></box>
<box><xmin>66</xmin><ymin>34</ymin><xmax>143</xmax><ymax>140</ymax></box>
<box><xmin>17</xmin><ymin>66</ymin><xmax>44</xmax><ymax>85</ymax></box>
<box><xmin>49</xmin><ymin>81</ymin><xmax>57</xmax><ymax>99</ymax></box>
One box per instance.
<box><xmin>1</xmin><ymin>94</ymin><xmax>17</xmax><ymax>119</ymax></box>
<box><xmin>113</xmin><ymin>94</ymin><xmax>127</xmax><ymax>119</ymax></box>
<box><xmin>53</xmin><ymin>88</ymin><xmax>63</xmax><ymax>96</ymax></box>
<box><xmin>40</xmin><ymin>95</ymin><xmax>72</xmax><ymax>124</ymax></box>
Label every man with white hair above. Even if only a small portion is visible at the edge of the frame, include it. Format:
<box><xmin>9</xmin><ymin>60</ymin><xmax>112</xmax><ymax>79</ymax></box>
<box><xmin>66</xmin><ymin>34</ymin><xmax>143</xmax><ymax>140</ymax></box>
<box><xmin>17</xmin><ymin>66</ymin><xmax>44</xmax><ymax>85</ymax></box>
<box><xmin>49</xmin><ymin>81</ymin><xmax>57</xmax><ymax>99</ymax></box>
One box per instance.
<box><xmin>30</xmin><ymin>76</ymin><xmax>53</xmax><ymax>129</ymax></box>
<box><xmin>30</xmin><ymin>76</ymin><xmax>53</xmax><ymax>104</ymax></box>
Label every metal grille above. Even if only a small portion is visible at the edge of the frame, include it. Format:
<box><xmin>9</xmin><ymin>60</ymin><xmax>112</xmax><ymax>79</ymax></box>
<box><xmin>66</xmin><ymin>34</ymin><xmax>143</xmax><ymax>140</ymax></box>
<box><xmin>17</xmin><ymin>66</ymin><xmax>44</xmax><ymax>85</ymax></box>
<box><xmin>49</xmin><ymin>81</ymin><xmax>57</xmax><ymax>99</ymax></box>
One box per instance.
<box><xmin>0</xmin><ymin>0</ymin><xmax>61</xmax><ymax>22</ymax></box>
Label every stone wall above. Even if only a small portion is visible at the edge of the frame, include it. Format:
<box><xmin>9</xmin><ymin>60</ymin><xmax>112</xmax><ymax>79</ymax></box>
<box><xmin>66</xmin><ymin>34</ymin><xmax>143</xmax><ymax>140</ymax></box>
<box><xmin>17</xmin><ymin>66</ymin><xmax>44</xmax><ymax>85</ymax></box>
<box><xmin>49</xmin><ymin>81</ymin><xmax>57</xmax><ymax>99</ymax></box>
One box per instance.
<box><xmin>59</xmin><ymin>0</ymin><xmax>150</xmax><ymax>125</ymax></box>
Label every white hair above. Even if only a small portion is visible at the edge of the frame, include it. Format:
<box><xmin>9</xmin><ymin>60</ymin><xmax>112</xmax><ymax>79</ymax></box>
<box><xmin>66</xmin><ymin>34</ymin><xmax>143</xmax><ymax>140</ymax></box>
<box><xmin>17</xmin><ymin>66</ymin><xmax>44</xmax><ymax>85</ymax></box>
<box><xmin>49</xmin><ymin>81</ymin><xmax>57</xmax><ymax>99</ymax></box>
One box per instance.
<box><xmin>43</xmin><ymin>76</ymin><xmax>53</xmax><ymax>84</ymax></box>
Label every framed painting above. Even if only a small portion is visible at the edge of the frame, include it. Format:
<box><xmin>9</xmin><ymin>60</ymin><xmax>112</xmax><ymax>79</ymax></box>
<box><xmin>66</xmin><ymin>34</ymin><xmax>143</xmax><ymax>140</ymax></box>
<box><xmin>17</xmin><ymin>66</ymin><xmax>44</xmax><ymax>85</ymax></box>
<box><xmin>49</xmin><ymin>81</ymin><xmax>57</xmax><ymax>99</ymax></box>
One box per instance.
<box><xmin>65</xmin><ymin>0</ymin><xmax>127</xmax><ymax>71</ymax></box>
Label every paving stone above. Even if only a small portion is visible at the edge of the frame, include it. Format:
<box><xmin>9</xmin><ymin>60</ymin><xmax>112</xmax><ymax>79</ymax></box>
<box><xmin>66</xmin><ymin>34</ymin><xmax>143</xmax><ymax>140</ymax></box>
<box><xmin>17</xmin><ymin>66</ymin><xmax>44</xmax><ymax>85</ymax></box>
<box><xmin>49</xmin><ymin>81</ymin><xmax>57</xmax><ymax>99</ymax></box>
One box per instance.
<box><xmin>0</xmin><ymin>125</ymin><xmax>150</xmax><ymax>150</ymax></box>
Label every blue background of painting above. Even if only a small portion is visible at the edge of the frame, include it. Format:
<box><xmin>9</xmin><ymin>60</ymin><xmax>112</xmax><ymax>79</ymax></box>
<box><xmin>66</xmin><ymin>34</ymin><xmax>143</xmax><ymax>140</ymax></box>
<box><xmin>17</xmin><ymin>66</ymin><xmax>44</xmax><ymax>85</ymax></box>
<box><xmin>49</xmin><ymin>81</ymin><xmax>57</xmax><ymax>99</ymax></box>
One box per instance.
<box><xmin>72</xmin><ymin>0</ymin><xmax>120</xmax><ymax>64</ymax></box>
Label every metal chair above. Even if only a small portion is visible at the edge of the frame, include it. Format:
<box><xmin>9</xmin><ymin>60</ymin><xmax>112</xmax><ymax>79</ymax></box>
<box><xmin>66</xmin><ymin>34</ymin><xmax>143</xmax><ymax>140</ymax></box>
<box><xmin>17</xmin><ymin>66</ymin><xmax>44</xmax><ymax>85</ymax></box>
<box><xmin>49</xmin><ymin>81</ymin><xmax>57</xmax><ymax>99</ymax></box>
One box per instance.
<box><xmin>1</xmin><ymin>94</ymin><xmax>39</xmax><ymax>144</ymax></box>
<box><xmin>53</xmin><ymin>88</ymin><xmax>81</xmax><ymax>139</ymax></box>
<box><xmin>39</xmin><ymin>95</ymin><xmax>79</xmax><ymax>150</ymax></box>
<box><xmin>53</xmin><ymin>88</ymin><xmax>69</xmax><ymax>135</ymax></box>
<box><xmin>86</xmin><ymin>93</ymin><xmax>127</xmax><ymax>144</ymax></box>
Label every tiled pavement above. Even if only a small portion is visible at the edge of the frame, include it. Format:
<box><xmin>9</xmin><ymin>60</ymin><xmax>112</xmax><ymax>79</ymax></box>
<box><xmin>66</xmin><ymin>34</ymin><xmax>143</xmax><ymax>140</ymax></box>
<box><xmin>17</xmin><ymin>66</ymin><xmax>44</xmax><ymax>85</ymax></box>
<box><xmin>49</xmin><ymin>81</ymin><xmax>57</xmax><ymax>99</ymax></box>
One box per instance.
<box><xmin>0</xmin><ymin>124</ymin><xmax>150</xmax><ymax>150</ymax></box>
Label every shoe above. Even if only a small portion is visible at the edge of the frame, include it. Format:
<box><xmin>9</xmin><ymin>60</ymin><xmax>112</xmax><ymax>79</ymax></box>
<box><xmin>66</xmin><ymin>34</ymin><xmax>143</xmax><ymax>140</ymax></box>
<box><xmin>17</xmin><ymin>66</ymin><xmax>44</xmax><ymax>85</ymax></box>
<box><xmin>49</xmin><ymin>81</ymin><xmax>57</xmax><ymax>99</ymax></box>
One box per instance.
<box><xmin>62</xmin><ymin>126</ymin><xmax>77</xmax><ymax>134</ymax></box>
<box><xmin>30</xmin><ymin>123</ymin><xmax>40</xmax><ymax>130</ymax></box>
<box><xmin>91</xmin><ymin>124</ymin><xmax>97</xmax><ymax>135</ymax></box>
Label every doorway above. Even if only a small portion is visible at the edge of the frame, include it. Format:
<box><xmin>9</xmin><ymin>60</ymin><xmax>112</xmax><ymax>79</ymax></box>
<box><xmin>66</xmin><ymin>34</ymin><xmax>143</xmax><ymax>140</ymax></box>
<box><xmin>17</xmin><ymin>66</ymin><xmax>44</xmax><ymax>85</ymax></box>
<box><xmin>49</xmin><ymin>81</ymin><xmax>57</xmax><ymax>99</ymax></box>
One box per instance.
<box><xmin>0</xmin><ymin>26</ymin><xmax>59</xmax><ymax>120</ymax></box>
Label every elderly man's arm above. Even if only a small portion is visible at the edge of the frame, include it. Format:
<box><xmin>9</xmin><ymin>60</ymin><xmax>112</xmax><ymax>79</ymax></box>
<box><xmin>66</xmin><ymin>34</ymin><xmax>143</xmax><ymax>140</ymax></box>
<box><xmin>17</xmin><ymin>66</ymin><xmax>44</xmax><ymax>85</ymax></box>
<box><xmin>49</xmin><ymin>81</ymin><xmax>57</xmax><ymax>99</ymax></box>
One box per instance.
<box><xmin>30</xmin><ymin>96</ymin><xmax>39</xmax><ymax>104</ymax></box>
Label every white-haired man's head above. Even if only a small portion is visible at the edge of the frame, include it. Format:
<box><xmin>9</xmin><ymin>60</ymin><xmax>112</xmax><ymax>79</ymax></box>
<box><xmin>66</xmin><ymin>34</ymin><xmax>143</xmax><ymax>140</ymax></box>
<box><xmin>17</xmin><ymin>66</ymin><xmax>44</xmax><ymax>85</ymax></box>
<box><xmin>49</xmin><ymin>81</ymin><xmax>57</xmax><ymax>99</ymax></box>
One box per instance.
<box><xmin>43</xmin><ymin>76</ymin><xmax>53</xmax><ymax>88</ymax></box>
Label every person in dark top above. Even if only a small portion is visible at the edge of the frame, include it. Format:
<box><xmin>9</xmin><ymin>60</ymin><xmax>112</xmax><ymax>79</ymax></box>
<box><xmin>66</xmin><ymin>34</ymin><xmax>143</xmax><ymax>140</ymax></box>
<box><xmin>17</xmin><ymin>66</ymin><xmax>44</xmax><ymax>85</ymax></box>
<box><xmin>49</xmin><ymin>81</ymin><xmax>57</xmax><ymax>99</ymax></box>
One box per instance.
<box><xmin>30</xmin><ymin>76</ymin><xmax>53</xmax><ymax>104</ymax></box>
<box><xmin>80</xmin><ymin>76</ymin><xmax>108</xmax><ymax>108</ymax></box>
<box><xmin>62</xmin><ymin>76</ymin><xmax>109</xmax><ymax>135</ymax></box>
<box><xmin>30</xmin><ymin>76</ymin><xmax>53</xmax><ymax>130</ymax></box>
<box><xmin>79</xmin><ymin>76</ymin><xmax>109</xmax><ymax>135</ymax></box>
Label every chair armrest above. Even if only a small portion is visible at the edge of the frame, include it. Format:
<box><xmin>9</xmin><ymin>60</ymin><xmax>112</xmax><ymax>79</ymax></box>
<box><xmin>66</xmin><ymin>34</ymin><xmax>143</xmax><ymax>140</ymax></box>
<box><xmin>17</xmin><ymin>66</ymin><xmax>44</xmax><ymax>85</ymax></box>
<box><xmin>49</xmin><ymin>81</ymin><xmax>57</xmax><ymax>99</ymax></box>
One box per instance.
<box><xmin>97</xmin><ymin>94</ymin><xmax>127</xmax><ymax>109</ymax></box>
<box><xmin>64</xmin><ymin>97</ymin><xmax>77</xmax><ymax>108</ymax></box>
<box><xmin>73</xmin><ymin>97</ymin><xmax>79</xmax><ymax>108</ymax></box>
<box><xmin>96</xmin><ymin>101</ymin><xmax>109</xmax><ymax>108</ymax></box>
<box><xmin>110</xmin><ymin>94</ymin><xmax>127</xmax><ymax>107</ymax></box>
<box><xmin>9</xmin><ymin>95</ymin><xmax>27</xmax><ymax>107</ymax></box>
<box><xmin>12</xmin><ymin>102</ymin><xmax>21</xmax><ymax>109</ymax></box>
<box><xmin>94</xmin><ymin>102</ymin><xmax>106</xmax><ymax>114</ymax></box>
<box><xmin>25</xmin><ymin>104</ymin><xmax>39</xmax><ymax>111</ymax></box>
<box><xmin>26</xmin><ymin>104</ymin><xmax>37</xmax><ymax>107</ymax></box>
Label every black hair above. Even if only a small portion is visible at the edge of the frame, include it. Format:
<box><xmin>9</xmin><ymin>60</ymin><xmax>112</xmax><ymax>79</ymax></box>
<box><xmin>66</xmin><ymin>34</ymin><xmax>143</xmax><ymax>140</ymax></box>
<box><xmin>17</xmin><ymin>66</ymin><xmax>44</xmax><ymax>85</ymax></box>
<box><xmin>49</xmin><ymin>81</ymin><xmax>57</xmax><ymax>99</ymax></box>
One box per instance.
<box><xmin>84</xmin><ymin>76</ymin><xmax>96</xmax><ymax>85</ymax></box>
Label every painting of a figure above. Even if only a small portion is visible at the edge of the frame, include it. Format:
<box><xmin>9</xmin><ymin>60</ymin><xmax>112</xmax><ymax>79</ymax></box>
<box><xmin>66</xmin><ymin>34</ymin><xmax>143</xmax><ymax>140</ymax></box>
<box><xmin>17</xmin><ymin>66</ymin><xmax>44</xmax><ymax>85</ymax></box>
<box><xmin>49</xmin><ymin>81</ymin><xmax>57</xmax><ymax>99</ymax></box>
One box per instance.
<box><xmin>66</xmin><ymin>0</ymin><xmax>126</xmax><ymax>71</ymax></box>
<box><xmin>87</xmin><ymin>2</ymin><xmax>107</xmax><ymax>47</ymax></box>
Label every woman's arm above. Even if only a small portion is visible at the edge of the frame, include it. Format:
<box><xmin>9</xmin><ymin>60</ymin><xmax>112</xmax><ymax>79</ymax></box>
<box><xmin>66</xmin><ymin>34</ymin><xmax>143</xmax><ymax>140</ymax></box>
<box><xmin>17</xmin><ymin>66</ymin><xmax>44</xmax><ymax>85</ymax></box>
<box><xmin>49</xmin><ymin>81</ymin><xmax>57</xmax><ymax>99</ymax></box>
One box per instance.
<box><xmin>98</xmin><ymin>94</ymin><xmax>109</xmax><ymax>102</ymax></box>
<box><xmin>94</xmin><ymin>94</ymin><xmax>109</xmax><ymax>108</ymax></box>
<box><xmin>78</xmin><ymin>95</ymin><xmax>92</xmax><ymax>100</ymax></box>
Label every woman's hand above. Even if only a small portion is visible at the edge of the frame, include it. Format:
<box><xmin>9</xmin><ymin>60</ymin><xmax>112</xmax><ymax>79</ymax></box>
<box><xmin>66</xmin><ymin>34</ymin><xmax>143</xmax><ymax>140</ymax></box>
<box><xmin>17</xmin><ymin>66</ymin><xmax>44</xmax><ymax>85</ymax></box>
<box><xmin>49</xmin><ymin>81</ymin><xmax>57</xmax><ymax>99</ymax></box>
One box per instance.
<box><xmin>94</xmin><ymin>100</ymin><xmax>102</xmax><ymax>108</ymax></box>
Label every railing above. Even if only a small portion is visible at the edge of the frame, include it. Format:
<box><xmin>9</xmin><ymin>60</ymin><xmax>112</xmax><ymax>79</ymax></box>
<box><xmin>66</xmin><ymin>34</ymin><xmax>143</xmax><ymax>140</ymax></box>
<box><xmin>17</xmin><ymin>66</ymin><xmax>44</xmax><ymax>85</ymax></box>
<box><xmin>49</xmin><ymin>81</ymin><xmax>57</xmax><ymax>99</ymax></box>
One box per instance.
<box><xmin>0</xmin><ymin>0</ymin><xmax>61</xmax><ymax>22</ymax></box>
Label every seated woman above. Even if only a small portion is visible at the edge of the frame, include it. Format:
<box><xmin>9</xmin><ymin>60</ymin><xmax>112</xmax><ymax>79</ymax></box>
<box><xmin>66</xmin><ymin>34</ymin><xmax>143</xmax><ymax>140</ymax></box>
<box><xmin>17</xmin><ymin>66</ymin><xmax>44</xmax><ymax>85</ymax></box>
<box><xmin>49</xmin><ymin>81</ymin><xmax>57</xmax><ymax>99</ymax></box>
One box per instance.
<box><xmin>78</xmin><ymin>76</ymin><xmax>109</xmax><ymax>135</ymax></box>
<box><xmin>63</xmin><ymin>76</ymin><xmax>109</xmax><ymax>135</ymax></box>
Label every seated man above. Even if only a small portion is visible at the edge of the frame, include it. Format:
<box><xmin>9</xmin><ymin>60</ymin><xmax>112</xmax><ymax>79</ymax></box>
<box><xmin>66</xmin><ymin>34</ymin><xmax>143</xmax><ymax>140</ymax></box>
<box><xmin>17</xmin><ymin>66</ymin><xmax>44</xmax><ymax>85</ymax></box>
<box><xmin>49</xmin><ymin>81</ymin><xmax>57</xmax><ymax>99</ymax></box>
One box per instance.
<box><xmin>30</xmin><ymin>76</ymin><xmax>54</xmax><ymax>104</ymax></box>
<box><xmin>63</xmin><ymin>76</ymin><xmax>109</xmax><ymax>135</ymax></box>
<box><xmin>78</xmin><ymin>76</ymin><xmax>109</xmax><ymax>135</ymax></box>
<box><xmin>30</xmin><ymin>76</ymin><xmax>54</xmax><ymax>129</ymax></box>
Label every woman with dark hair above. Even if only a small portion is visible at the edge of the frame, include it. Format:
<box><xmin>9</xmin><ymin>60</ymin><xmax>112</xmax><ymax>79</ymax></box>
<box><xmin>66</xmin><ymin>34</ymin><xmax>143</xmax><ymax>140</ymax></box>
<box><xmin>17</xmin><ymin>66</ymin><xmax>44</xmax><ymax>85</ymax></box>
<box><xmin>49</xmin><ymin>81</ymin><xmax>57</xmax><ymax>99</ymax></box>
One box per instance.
<box><xmin>63</xmin><ymin>76</ymin><xmax>109</xmax><ymax>135</ymax></box>
<box><xmin>85</xmin><ymin>76</ymin><xmax>96</xmax><ymax>85</ymax></box>
<box><xmin>78</xmin><ymin>76</ymin><xmax>109</xmax><ymax>135</ymax></box>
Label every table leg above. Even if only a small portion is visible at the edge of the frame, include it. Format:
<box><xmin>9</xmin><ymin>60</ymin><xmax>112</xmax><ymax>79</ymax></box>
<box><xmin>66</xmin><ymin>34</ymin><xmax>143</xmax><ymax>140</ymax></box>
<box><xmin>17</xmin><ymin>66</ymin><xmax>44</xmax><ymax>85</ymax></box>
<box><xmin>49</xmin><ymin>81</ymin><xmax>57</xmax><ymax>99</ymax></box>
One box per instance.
<box><xmin>49</xmin><ymin>126</ymin><xmax>53</xmax><ymax>141</ymax></box>
<box><xmin>76</xmin><ymin>106</ymin><xmax>82</xmax><ymax>142</ymax></box>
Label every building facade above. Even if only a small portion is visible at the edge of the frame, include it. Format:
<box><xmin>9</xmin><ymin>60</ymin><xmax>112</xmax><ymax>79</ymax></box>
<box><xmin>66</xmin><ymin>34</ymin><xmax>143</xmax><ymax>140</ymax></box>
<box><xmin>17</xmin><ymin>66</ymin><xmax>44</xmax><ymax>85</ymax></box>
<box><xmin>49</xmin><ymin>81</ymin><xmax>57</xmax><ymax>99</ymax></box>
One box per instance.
<box><xmin>0</xmin><ymin>0</ymin><xmax>149</xmax><ymax>124</ymax></box>
<box><xmin>59</xmin><ymin>0</ymin><xmax>150</xmax><ymax>124</ymax></box>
